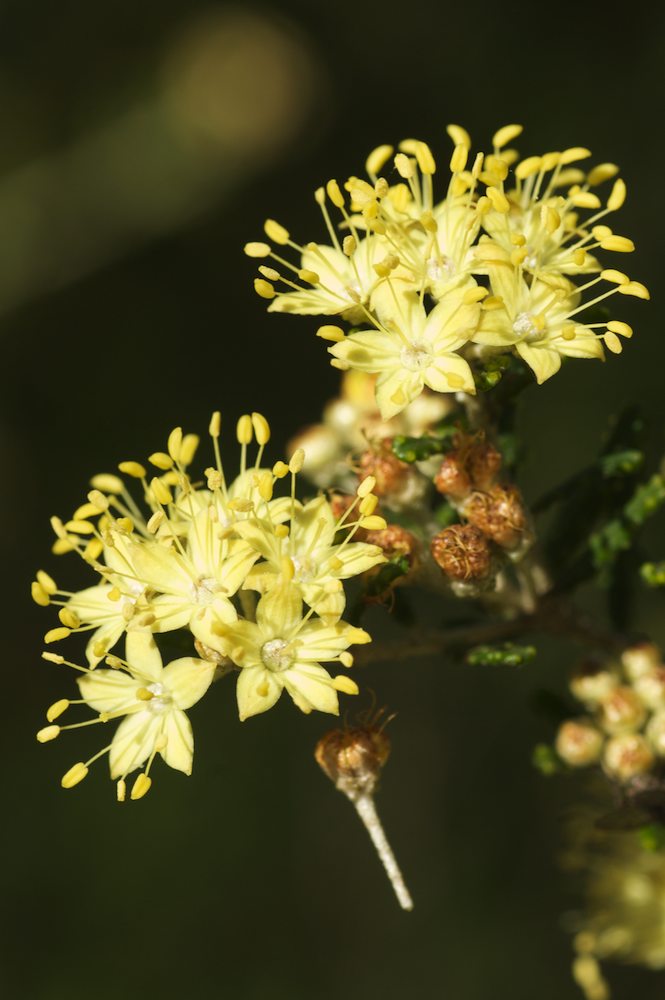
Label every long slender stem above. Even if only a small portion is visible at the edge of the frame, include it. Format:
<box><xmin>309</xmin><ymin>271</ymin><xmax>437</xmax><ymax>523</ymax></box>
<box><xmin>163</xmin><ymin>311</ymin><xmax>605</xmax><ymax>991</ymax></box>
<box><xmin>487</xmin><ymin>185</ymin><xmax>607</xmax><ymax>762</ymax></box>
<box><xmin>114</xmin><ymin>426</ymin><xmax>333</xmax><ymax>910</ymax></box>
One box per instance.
<box><xmin>353</xmin><ymin>793</ymin><xmax>413</xmax><ymax>911</ymax></box>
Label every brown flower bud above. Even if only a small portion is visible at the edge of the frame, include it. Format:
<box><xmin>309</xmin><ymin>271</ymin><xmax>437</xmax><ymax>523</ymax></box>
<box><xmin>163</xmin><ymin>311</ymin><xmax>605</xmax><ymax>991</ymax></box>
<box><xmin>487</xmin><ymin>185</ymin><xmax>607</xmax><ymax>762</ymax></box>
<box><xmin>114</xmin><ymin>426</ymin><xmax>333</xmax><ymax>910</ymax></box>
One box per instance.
<box><xmin>315</xmin><ymin>726</ymin><xmax>390</xmax><ymax>799</ymax></box>
<box><xmin>467</xmin><ymin>440</ymin><xmax>502</xmax><ymax>490</ymax></box>
<box><xmin>431</xmin><ymin>524</ymin><xmax>492</xmax><ymax>582</ymax></box>
<box><xmin>462</xmin><ymin>485</ymin><xmax>527</xmax><ymax>550</ymax></box>
<box><xmin>555</xmin><ymin>719</ymin><xmax>604</xmax><ymax>767</ymax></box>
<box><xmin>621</xmin><ymin>641</ymin><xmax>662</xmax><ymax>681</ymax></box>
<box><xmin>633</xmin><ymin>667</ymin><xmax>665</xmax><ymax>711</ymax></box>
<box><xmin>359</xmin><ymin>438</ymin><xmax>410</xmax><ymax>498</ymax></box>
<box><xmin>364</xmin><ymin>524</ymin><xmax>419</xmax><ymax>568</ymax></box>
<box><xmin>603</xmin><ymin>732</ymin><xmax>654</xmax><ymax>783</ymax></box>
<box><xmin>597</xmin><ymin>685</ymin><xmax>647</xmax><ymax>735</ymax></box>
<box><xmin>327</xmin><ymin>492</ymin><xmax>357</xmax><ymax>522</ymax></box>
<box><xmin>433</xmin><ymin>451</ymin><xmax>472</xmax><ymax>500</ymax></box>
<box><xmin>569</xmin><ymin>659</ymin><xmax>618</xmax><ymax>705</ymax></box>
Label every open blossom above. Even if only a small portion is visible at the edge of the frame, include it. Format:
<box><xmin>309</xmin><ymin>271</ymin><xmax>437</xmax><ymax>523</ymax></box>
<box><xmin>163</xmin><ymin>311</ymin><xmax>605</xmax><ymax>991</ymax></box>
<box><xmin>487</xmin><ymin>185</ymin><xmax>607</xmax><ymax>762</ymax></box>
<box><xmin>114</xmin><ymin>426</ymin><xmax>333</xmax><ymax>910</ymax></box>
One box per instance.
<box><xmin>192</xmin><ymin>583</ymin><xmax>370</xmax><ymax>720</ymax></box>
<box><xmin>328</xmin><ymin>287</ymin><xmax>480</xmax><ymax>419</ymax></box>
<box><xmin>36</xmin><ymin>630</ymin><xmax>216</xmax><ymax>800</ymax></box>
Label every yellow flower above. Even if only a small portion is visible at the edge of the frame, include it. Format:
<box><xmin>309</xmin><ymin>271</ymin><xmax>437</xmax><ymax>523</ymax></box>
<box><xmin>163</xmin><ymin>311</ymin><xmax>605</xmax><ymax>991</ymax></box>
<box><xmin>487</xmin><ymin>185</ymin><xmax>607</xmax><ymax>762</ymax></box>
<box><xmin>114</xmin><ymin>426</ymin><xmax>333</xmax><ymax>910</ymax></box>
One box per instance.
<box><xmin>36</xmin><ymin>631</ymin><xmax>216</xmax><ymax>799</ymax></box>
<box><xmin>329</xmin><ymin>287</ymin><xmax>479</xmax><ymax>418</ymax></box>
<box><xmin>192</xmin><ymin>584</ymin><xmax>369</xmax><ymax>720</ymax></box>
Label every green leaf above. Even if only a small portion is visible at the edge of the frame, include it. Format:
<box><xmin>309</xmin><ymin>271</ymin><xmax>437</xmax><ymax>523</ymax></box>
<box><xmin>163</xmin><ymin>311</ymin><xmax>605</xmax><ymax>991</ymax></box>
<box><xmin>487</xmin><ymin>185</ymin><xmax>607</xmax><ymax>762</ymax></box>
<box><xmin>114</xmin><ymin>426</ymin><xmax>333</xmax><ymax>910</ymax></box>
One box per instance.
<box><xmin>600</xmin><ymin>449</ymin><xmax>644</xmax><ymax>478</ymax></box>
<box><xmin>641</xmin><ymin>562</ymin><xmax>665</xmax><ymax>588</ymax></box>
<box><xmin>638</xmin><ymin>823</ymin><xmax>665</xmax><ymax>852</ymax></box>
<box><xmin>625</xmin><ymin>474</ymin><xmax>665</xmax><ymax>525</ymax></box>
<box><xmin>590</xmin><ymin>519</ymin><xmax>631</xmax><ymax>570</ymax></box>
<box><xmin>532</xmin><ymin>744</ymin><xmax>561</xmax><ymax>776</ymax></box>
<box><xmin>363</xmin><ymin>554</ymin><xmax>410</xmax><ymax>598</ymax></box>
<box><xmin>392</xmin><ymin>431</ymin><xmax>455</xmax><ymax>463</ymax></box>
<box><xmin>466</xmin><ymin>642</ymin><xmax>537</xmax><ymax>668</ymax></box>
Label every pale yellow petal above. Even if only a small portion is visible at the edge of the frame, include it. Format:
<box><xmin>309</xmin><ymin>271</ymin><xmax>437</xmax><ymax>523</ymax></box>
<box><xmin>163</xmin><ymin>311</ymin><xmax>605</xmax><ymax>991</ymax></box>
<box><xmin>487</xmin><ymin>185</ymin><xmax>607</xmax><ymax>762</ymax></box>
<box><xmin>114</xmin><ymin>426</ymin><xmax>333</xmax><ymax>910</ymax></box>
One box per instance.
<box><xmin>516</xmin><ymin>343</ymin><xmax>562</xmax><ymax>383</ymax></box>
<box><xmin>282</xmin><ymin>664</ymin><xmax>339</xmax><ymax>715</ymax></box>
<box><xmin>125</xmin><ymin>630</ymin><xmax>163</xmax><ymax>683</ymax></box>
<box><xmin>109</xmin><ymin>712</ymin><xmax>161</xmax><ymax>779</ymax></box>
<box><xmin>160</xmin><ymin>709</ymin><xmax>194</xmax><ymax>774</ymax></box>
<box><xmin>236</xmin><ymin>666</ymin><xmax>282</xmax><ymax>720</ymax></box>
<box><xmin>162</xmin><ymin>657</ymin><xmax>216</xmax><ymax>710</ymax></box>
<box><xmin>77</xmin><ymin>669</ymin><xmax>141</xmax><ymax>715</ymax></box>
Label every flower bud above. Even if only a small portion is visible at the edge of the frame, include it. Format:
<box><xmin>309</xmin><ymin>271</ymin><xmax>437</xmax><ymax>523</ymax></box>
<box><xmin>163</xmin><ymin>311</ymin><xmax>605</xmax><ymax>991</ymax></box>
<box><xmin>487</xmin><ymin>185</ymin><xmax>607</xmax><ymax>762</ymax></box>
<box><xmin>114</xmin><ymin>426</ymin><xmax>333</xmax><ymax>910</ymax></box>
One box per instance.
<box><xmin>621</xmin><ymin>641</ymin><xmax>662</xmax><ymax>681</ymax></box>
<box><xmin>467</xmin><ymin>440</ymin><xmax>502</xmax><ymax>490</ymax></box>
<box><xmin>359</xmin><ymin>439</ymin><xmax>410</xmax><ymax>496</ymax></box>
<box><xmin>462</xmin><ymin>485</ymin><xmax>528</xmax><ymax>550</ymax></box>
<box><xmin>603</xmin><ymin>732</ymin><xmax>654</xmax><ymax>783</ymax></box>
<box><xmin>597</xmin><ymin>686</ymin><xmax>646</xmax><ymax>735</ymax></box>
<box><xmin>328</xmin><ymin>492</ymin><xmax>357</xmax><ymax>521</ymax></box>
<box><xmin>555</xmin><ymin>719</ymin><xmax>604</xmax><ymax>767</ymax></box>
<box><xmin>315</xmin><ymin>726</ymin><xmax>391</xmax><ymax>799</ymax></box>
<box><xmin>431</xmin><ymin>524</ymin><xmax>492</xmax><ymax>583</ymax></box>
<box><xmin>364</xmin><ymin>524</ymin><xmax>419</xmax><ymax>569</ymax></box>
<box><xmin>633</xmin><ymin>667</ymin><xmax>665</xmax><ymax>711</ymax></box>
<box><xmin>569</xmin><ymin>660</ymin><xmax>618</xmax><ymax>705</ymax></box>
<box><xmin>433</xmin><ymin>452</ymin><xmax>472</xmax><ymax>500</ymax></box>
<box><xmin>646</xmin><ymin>711</ymin><xmax>665</xmax><ymax>757</ymax></box>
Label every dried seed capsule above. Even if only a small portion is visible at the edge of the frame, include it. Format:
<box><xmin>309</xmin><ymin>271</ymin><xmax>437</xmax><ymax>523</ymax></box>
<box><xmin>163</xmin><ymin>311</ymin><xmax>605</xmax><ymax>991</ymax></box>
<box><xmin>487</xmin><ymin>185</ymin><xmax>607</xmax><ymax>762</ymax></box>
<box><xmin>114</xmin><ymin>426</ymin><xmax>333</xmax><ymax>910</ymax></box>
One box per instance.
<box><xmin>555</xmin><ymin>719</ymin><xmax>604</xmax><ymax>767</ymax></box>
<box><xmin>364</xmin><ymin>524</ymin><xmax>419</xmax><ymax>568</ymax></box>
<box><xmin>646</xmin><ymin>711</ymin><xmax>665</xmax><ymax>756</ymax></box>
<box><xmin>621</xmin><ymin>642</ymin><xmax>662</xmax><ymax>681</ymax></box>
<box><xmin>597</xmin><ymin>686</ymin><xmax>647</xmax><ymax>735</ymax></box>
<box><xmin>603</xmin><ymin>732</ymin><xmax>654</xmax><ymax>782</ymax></box>
<box><xmin>315</xmin><ymin>726</ymin><xmax>390</xmax><ymax>799</ymax></box>
<box><xmin>569</xmin><ymin>660</ymin><xmax>618</xmax><ymax>705</ymax></box>
<box><xmin>466</xmin><ymin>440</ymin><xmax>502</xmax><ymax>490</ymax></box>
<box><xmin>433</xmin><ymin>451</ymin><xmax>472</xmax><ymax>500</ymax></box>
<box><xmin>633</xmin><ymin>667</ymin><xmax>665</xmax><ymax>711</ymax></box>
<box><xmin>463</xmin><ymin>485</ymin><xmax>527</xmax><ymax>550</ymax></box>
<box><xmin>359</xmin><ymin>438</ymin><xmax>411</xmax><ymax>498</ymax></box>
<box><xmin>431</xmin><ymin>524</ymin><xmax>492</xmax><ymax>582</ymax></box>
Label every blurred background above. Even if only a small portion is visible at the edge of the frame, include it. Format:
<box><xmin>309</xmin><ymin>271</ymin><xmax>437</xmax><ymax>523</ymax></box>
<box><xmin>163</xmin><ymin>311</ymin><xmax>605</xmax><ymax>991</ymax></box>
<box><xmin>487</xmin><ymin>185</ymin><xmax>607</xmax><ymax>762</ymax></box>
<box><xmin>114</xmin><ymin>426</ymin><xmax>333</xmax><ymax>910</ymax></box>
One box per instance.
<box><xmin>2</xmin><ymin>1</ymin><xmax>665</xmax><ymax>997</ymax></box>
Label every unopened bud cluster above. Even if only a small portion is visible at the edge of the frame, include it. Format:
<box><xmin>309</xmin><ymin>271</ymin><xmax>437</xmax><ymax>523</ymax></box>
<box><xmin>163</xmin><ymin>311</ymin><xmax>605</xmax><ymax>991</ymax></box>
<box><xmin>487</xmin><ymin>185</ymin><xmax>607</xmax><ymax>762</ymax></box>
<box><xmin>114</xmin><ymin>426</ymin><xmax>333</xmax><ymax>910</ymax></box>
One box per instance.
<box><xmin>554</xmin><ymin>642</ymin><xmax>665</xmax><ymax>785</ymax></box>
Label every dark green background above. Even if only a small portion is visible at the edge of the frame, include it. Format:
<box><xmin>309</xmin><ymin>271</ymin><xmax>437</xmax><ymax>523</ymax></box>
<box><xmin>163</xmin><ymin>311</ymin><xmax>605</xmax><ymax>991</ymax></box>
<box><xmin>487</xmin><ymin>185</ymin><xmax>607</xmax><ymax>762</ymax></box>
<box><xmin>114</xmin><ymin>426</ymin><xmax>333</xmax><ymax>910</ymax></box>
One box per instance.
<box><xmin>2</xmin><ymin>1</ymin><xmax>664</xmax><ymax>997</ymax></box>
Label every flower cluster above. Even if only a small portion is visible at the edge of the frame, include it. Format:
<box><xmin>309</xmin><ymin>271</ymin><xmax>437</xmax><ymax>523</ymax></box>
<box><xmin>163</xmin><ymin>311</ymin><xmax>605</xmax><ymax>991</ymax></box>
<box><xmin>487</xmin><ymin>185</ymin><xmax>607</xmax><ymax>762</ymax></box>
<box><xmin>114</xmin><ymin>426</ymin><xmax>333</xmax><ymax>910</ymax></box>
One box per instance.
<box><xmin>247</xmin><ymin>124</ymin><xmax>648</xmax><ymax>417</ymax></box>
<box><xmin>554</xmin><ymin>643</ymin><xmax>665</xmax><ymax>784</ymax></box>
<box><xmin>32</xmin><ymin>413</ymin><xmax>385</xmax><ymax>798</ymax></box>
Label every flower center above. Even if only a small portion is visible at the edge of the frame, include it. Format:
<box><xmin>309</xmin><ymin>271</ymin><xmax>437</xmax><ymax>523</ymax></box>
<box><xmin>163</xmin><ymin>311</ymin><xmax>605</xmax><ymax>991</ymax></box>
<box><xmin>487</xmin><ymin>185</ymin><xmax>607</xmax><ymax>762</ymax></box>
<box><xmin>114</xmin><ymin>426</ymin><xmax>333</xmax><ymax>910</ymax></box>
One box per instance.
<box><xmin>400</xmin><ymin>343</ymin><xmax>432</xmax><ymax>371</ymax></box>
<box><xmin>512</xmin><ymin>311</ymin><xmax>544</xmax><ymax>343</ymax></box>
<box><xmin>146</xmin><ymin>682</ymin><xmax>172</xmax><ymax>713</ymax></box>
<box><xmin>192</xmin><ymin>577</ymin><xmax>221</xmax><ymax>606</ymax></box>
<box><xmin>292</xmin><ymin>556</ymin><xmax>316</xmax><ymax>583</ymax></box>
<box><xmin>427</xmin><ymin>256</ymin><xmax>455</xmax><ymax>283</ymax></box>
<box><xmin>261</xmin><ymin>638</ymin><xmax>293</xmax><ymax>672</ymax></box>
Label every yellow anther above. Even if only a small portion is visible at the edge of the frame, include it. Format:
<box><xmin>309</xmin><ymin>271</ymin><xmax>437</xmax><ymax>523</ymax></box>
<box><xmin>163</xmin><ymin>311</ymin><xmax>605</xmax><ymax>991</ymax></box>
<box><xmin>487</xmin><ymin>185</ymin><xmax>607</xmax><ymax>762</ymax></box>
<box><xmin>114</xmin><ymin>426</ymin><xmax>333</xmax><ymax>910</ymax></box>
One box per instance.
<box><xmin>180</xmin><ymin>434</ymin><xmax>199</xmax><ymax>466</ymax></box>
<box><xmin>357</xmin><ymin>475</ymin><xmax>376</xmax><ymax>497</ymax></box>
<box><xmin>449</xmin><ymin>144</ymin><xmax>468</xmax><ymax>174</ymax></box>
<box><xmin>264</xmin><ymin>219</ymin><xmax>289</xmax><ymax>244</ymax></box>
<box><xmin>65</xmin><ymin>520</ymin><xmax>94</xmax><ymax>535</ymax></box>
<box><xmin>236</xmin><ymin>414</ymin><xmax>253</xmax><ymax>445</ymax></box>
<box><xmin>511</xmin><ymin>248</ymin><xmax>528</xmax><ymax>267</ymax></box>
<box><xmin>365</xmin><ymin>144</ymin><xmax>394</xmax><ymax>176</ymax></box>
<box><xmin>61</xmin><ymin>762</ymin><xmax>89</xmax><ymax>789</ymax></box>
<box><xmin>118</xmin><ymin>460</ymin><xmax>146</xmax><ymax>478</ymax></box>
<box><xmin>209</xmin><ymin>411</ymin><xmax>221</xmax><ymax>438</ymax></box>
<box><xmin>415</xmin><ymin>141</ymin><xmax>436</xmax><ymax>175</ymax></box>
<box><xmin>272</xmin><ymin>461</ymin><xmax>289</xmax><ymax>479</ymax></box>
<box><xmin>461</xmin><ymin>286</ymin><xmax>488</xmax><ymax>305</ymax></box>
<box><xmin>607</xmin><ymin>320</ymin><xmax>633</xmax><ymax>338</ymax></box>
<box><xmin>37</xmin><ymin>724</ymin><xmax>61</xmax><ymax>743</ymax></box>
<box><xmin>45</xmin><ymin>627</ymin><xmax>71</xmax><ymax>643</ymax></box>
<box><xmin>316</xmin><ymin>324</ymin><xmax>344</xmax><ymax>344</ymax></box>
<box><xmin>560</xmin><ymin>147</ymin><xmax>592</xmax><ymax>165</ymax></box>
<box><xmin>542</xmin><ymin>207</ymin><xmax>560</xmax><ymax>234</ymax></box>
<box><xmin>289</xmin><ymin>448</ymin><xmax>305</xmax><ymax>474</ymax></box>
<box><xmin>31</xmin><ymin>582</ymin><xmax>50</xmax><ymax>607</ymax></box>
<box><xmin>515</xmin><ymin>156</ymin><xmax>542</xmax><ymax>180</ymax></box>
<box><xmin>342</xmin><ymin>235</ymin><xmax>356</xmax><ymax>256</ymax></box>
<box><xmin>481</xmin><ymin>295</ymin><xmax>506</xmax><ymax>311</ymax></box>
<box><xmin>254</xmin><ymin>278</ymin><xmax>276</xmax><ymax>299</ymax></box>
<box><xmin>131</xmin><ymin>773</ymin><xmax>152</xmax><ymax>800</ymax></box>
<box><xmin>604</xmin><ymin>331</ymin><xmax>623</xmax><ymax>354</ymax></box>
<box><xmin>314</xmin><ymin>187</ymin><xmax>326</xmax><ymax>205</ymax></box>
<box><xmin>572</xmin><ymin>248</ymin><xmax>587</xmax><ymax>266</ymax></box>
<box><xmin>601</xmin><ymin>269</ymin><xmax>629</xmax><ymax>285</ymax></box>
<box><xmin>600</xmin><ymin>235</ymin><xmax>634</xmax><ymax>253</ymax></box>
<box><xmin>360</xmin><ymin>515</ymin><xmax>387</xmax><ymax>531</ymax></box>
<box><xmin>36</xmin><ymin>570</ymin><xmax>56</xmax><ymax>594</ymax></box>
<box><xmin>148</xmin><ymin>452</ymin><xmax>173</xmax><ymax>470</ymax></box>
<box><xmin>107</xmin><ymin>587</ymin><xmax>121</xmax><ymax>602</ymax></box>
<box><xmin>326</xmin><ymin>179</ymin><xmax>345</xmax><ymax>208</ymax></box>
<box><xmin>117</xmin><ymin>779</ymin><xmax>126</xmax><ymax>802</ymax></box>
<box><xmin>147</xmin><ymin>510</ymin><xmax>164</xmax><ymax>533</ymax></box>
<box><xmin>150</xmin><ymin>477</ymin><xmax>173</xmax><ymax>506</ymax></box>
<box><xmin>257</xmin><ymin>471</ymin><xmax>273</xmax><ymax>502</ymax></box>
<box><xmin>116</xmin><ymin>517</ymin><xmax>134</xmax><ymax>533</ymax></box>
<box><xmin>328</xmin><ymin>557</ymin><xmax>344</xmax><ymax>572</ymax></box>
<box><xmin>359</xmin><ymin>494</ymin><xmax>378</xmax><ymax>516</ymax></box>
<box><xmin>587</xmin><ymin>162</ymin><xmax>619</xmax><ymax>186</ymax></box>
<box><xmin>230</xmin><ymin>645</ymin><xmax>245</xmax><ymax>663</ymax></box>
<box><xmin>227</xmin><ymin>498</ymin><xmax>254</xmax><ymax>513</ymax></box>
<box><xmin>298</xmin><ymin>268</ymin><xmax>320</xmax><ymax>285</ymax></box>
<box><xmin>251</xmin><ymin>412</ymin><xmax>271</xmax><ymax>446</ymax></box>
<box><xmin>281</xmin><ymin>557</ymin><xmax>295</xmax><ymax>582</ymax></box>
<box><xmin>258</xmin><ymin>265</ymin><xmax>279</xmax><ymax>281</ymax></box>
<box><xmin>394</xmin><ymin>153</ymin><xmax>414</xmax><ymax>178</ymax></box>
<box><xmin>539</xmin><ymin>152</ymin><xmax>559</xmax><ymax>172</ymax></box>
<box><xmin>244</xmin><ymin>241</ymin><xmax>271</xmax><ymax>257</ymax></box>
<box><xmin>47</xmin><ymin>699</ymin><xmax>69</xmax><ymax>722</ymax></box>
<box><xmin>607</xmin><ymin>178</ymin><xmax>626</xmax><ymax>211</ymax></box>
<box><xmin>446</xmin><ymin>123</ymin><xmax>471</xmax><ymax>148</ymax></box>
<box><xmin>58</xmin><ymin>608</ymin><xmax>80</xmax><ymax>629</ymax></box>
<box><xmin>90</xmin><ymin>473</ymin><xmax>124</xmax><ymax>494</ymax></box>
<box><xmin>167</xmin><ymin>427</ymin><xmax>183</xmax><ymax>462</ymax></box>
<box><xmin>484</xmin><ymin>155</ymin><xmax>509</xmax><ymax>181</ymax></box>
<box><xmin>374</xmin><ymin>177</ymin><xmax>389</xmax><ymax>198</ymax></box>
<box><xmin>492</xmin><ymin>123</ymin><xmax>523</xmax><ymax>149</ymax></box>
<box><xmin>618</xmin><ymin>281</ymin><xmax>650</xmax><ymax>299</ymax></box>
<box><xmin>561</xmin><ymin>323</ymin><xmax>576</xmax><ymax>341</ymax></box>
<box><xmin>275</xmin><ymin>524</ymin><xmax>289</xmax><ymax>539</ymax></box>
<box><xmin>42</xmin><ymin>651</ymin><xmax>65</xmax><ymax>664</ymax></box>
<box><xmin>592</xmin><ymin>225</ymin><xmax>612</xmax><ymax>240</ymax></box>
<box><xmin>347</xmin><ymin>627</ymin><xmax>372</xmax><ymax>645</ymax></box>
<box><xmin>105</xmin><ymin>655</ymin><xmax>123</xmax><ymax>669</ymax></box>
<box><xmin>73</xmin><ymin>502</ymin><xmax>99</xmax><ymax>520</ymax></box>
<box><xmin>511</xmin><ymin>233</ymin><xmax>526</xmax><ymax>247</ymax></box>
<box><xmin>136</xmin><ymin>687</ymin><xmax>154</xmax><ymax>701</ymax></box>
<box><xmin>92</xmin><ymin>640</ymin><xmax>108</xmax><ymax>659</ymax></box>
<box><xmin>570</xmin><ymin>191</ymin><xmax>601</xmax><ymax>209</ymax></box>
<box><xmin>339</xmin><ymin>652</ymin><xmax>354</xmax><ymax>668</ymax></box>
<box><xmin>332</xmin><ymin>675</ymin><xmax>359</xmax><ymax>695</ymax></box>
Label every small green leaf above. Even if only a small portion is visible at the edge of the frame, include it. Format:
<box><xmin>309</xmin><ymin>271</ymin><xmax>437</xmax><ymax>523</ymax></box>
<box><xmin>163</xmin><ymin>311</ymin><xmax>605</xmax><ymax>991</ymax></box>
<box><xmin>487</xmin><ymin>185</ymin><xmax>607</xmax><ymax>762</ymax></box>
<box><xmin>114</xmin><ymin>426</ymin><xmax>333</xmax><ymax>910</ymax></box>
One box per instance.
<box><xmin>590</xmin><ymin>519</ymin><xmax>631</xmax><ymax>570</ymax></box>
<box><xmin>638</xmin><ymin>823</ymin><xmax>665</xmax><ymax>852</ymax></box>
<box><xmin>466</xmin><ymin>642</ymin><xmax>537</xmax><ymax>668</ymax></box>
<box><xmin>625</xmin><ymin>474</ymin><xmax>665</xmax><ymax>525</ymax></box>
<box><xmin>392</xmin><ymin>432</ymin><xmax>454</xmax><ymax>463</ymax></box>
<box><xmin>600</xmin><ymin>449</ymin><xmax>644</xmax><ymax>478</ymax></box>
<box><xmin>641</xmin><ymin>562</ymin><xmax>665</xmax><ymax>588</ymax></box>
<box><xmin>532</xmin><ymin>744</ymin><xmax>561</xmax><ymax>776</ymax></box>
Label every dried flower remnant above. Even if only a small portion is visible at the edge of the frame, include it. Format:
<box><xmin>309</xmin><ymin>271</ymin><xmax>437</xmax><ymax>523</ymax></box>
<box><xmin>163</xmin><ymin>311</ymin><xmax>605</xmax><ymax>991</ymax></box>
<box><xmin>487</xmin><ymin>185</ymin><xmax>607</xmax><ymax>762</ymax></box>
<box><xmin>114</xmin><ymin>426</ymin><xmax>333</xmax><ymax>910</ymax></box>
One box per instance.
<box><xmin>315</xmin><ymin>718</ymin><xmax>413</xmax><ymax>911</ymax></box>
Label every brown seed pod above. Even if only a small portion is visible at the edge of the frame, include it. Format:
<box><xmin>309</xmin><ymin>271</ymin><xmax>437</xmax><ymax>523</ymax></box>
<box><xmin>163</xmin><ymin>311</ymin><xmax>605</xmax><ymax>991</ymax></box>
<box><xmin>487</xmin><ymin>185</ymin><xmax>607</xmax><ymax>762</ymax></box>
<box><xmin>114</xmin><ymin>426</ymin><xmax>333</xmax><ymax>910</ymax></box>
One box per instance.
<box><xmin>433</xmin><ymin>451</ymin><xmax>472</xmax><ymax>500</ymax></box>
<box><xmin>315</xmin><ymin>725</ymin><xmax>391</xmax><ymax>798</ymax></box>
<box><xmin>463</xmin><ymin>485</ymin><xmax>527</xmax><ymax>550</ymax></box>
<box><xmin>327</xmin><ymin>491</ymin><xmax>357</xmax><ymax>521</ymax></box>
<box><xmin>466</xmin><ymin>440</ymin><xmax>502</xmax><ymax>490</ymax></box>
<box><xmin>358</xmin><ymin>438</ymin><xmax>410</xmax><ymax>498</ymax></box>
<box><xmin>430</xmin><ymin>523</ymin><xmax>492</xmax><ymax>582</ymax></box>
<box><xmin>364</xmin><ymin>524</ymin><xmax>419</xmax><ymax>568</ymax></box>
